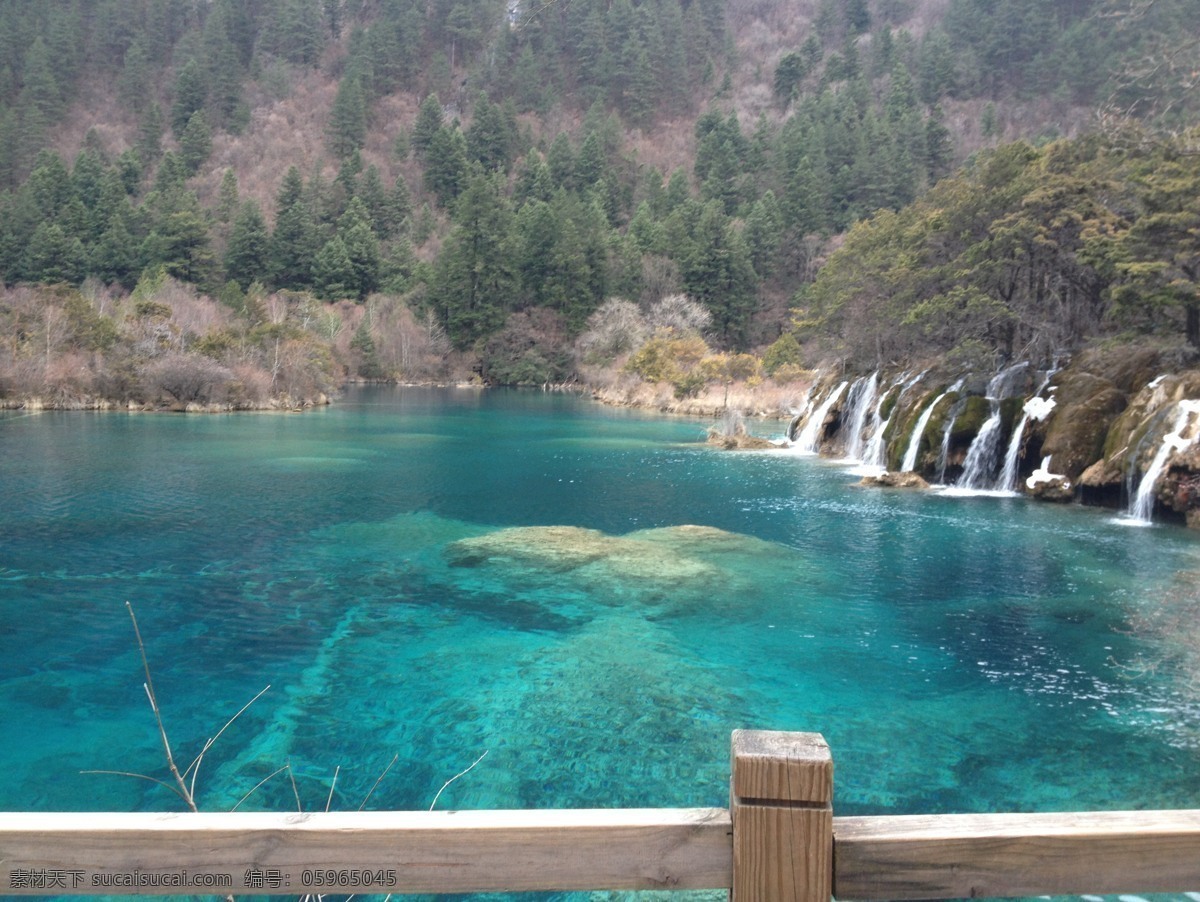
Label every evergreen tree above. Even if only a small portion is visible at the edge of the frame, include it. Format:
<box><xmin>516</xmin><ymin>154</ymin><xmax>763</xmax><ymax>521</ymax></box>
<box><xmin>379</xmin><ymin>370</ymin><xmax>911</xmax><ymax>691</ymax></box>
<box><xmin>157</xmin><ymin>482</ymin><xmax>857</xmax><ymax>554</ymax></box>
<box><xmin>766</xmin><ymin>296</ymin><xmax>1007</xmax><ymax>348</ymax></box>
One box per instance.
<box><xmin>117</xmin><ymin>40</ymin><xmax>152</xmax><ymax>113</ymax></box>
<box><xmin>350</xmin><ymin>318</ymin><xmax>386</xmax><ymax>378</ymax></box>
<box><xmin>680</xmin><ymin>201</ymin><xmax>758</xmax><ymax>347</ymax></box>
<box><xmin>137</xmin><ymin>104</ymin><xmax>165</xmax><ymax>165</ymax></box>
<box><xmin>142</xmin><ymin>192</ymin><xmax>215</xmax><ymax>287</ymax></box>
<box><xmin>91</xmin><ymin>207</ymin><xmax>139</xmax><ymax>288</ymax></box>
<box><xmin>465</xmin><ymin>94</ymin><xmax>515</xmax><ymax>172</ymax></box>
<box><xmin>171</xmin><ymin>59</ymin><xmax>208</xmax><ymax>138</ymax></box>
<box><xmin>312</xmin><ymin>235</ymin><xmax>356</xmax><ymax>299</ymax></box>
<box><xmin>432</xmin><ymin>170</ymin><xmax>518</xmax><ymax>348</ymax></box>
<box><xmin>179</xmin><ymin>110</ymin><xmax>213</xmax><ymax>174</ymax></box>
<box><xmin>271</xmin><ymin>166</ymin><xmax>318</xmax><ymax>289</ymax></box>
<box><xmin>742</xmin><ymin>190</ymin><xmax>783</xmax><ymax>280</ymax></box>
<box><xmin>265</xmin><ymin>0</ymin><xmax>324</xmax><ymax>65</ymax></box>
<box><xmin>217</xmin><ymin>168</ymin><xmax>240</xmax><ymax>224</ymax></box>
<box><xmin>546</xmin><ymin>133</ymin><xmax>576</xmax><ymax>190</ymax></box>
<box><xmin>337</xmin><ymin>197</ymin><xmax>381</xmax><ymax>300</ymax></box>
<box><xmin>328</xmin><ymin>75</ymin><xmax>368</xmax><ymax>157</ymax></box>
<box><xmin>224</xmin><ymin>200</ymin><xmax>270</xmax><ymax>289</ymax></box>
<box><xmin>412</xmin><ymin>94</ymin><xmax>444</xmax><ymax>159</ymax></box>
<box><xmin>926</xmin><ymin>105</ymin><xmax>954</xmax><ymax>182</ymax></box>
<box><xmin>20</xmin><ymin>222</ymin><xmax>85</xmax><ymax>284</ymax></box>
<box><xmin>423</xmin><ymin>125</ymin><xmax>468</xmax><ymax>207</ymax></box>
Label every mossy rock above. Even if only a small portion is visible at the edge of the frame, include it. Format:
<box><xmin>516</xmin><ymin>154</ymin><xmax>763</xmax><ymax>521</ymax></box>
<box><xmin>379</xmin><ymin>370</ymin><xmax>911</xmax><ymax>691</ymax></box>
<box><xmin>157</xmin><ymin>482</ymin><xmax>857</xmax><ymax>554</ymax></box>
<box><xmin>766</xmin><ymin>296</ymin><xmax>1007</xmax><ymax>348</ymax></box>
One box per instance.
<box><xmin>950</xmin><ymin>395</ymin><xmax>993</xmax><ymax>443</ymax></box>
<box><xmin>1042</xmin><ymin>385</ymin><xmax>1127</xmax><ymax>481</ymax></box>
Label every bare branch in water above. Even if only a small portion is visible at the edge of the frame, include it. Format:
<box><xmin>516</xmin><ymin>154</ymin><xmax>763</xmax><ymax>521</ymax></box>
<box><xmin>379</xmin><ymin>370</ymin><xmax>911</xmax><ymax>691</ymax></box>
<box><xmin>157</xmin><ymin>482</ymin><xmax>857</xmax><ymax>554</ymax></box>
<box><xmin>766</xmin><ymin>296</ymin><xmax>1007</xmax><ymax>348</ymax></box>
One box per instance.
<box><xmin>429</xmin><ymin>750</ymin><xmax>489</xmax><ymax>811</ymax></box>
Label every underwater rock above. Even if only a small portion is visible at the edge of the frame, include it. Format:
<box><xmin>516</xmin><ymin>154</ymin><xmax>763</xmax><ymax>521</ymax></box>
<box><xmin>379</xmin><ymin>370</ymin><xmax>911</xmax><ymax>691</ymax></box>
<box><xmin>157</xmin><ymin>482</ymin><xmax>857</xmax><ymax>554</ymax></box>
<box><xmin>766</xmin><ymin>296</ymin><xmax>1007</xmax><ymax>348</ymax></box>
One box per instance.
<box><xmin>858</xmin><ymin>471</ymin><xmax>930</xmax><ymax>489</ymax></box>
<box><xmin>444</xmin><ymin>524</ymin><xmax>723</xmax><ymax>589</ymax></box>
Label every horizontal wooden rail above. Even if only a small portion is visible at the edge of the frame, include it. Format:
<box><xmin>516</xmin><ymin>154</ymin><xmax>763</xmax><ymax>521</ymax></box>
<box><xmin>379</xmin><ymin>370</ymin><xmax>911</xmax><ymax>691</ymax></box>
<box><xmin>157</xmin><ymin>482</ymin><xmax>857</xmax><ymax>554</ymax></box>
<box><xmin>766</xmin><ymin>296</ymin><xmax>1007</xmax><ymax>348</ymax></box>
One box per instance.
<box><xmin>0</xmin><ymin>808</ymin><xmax>731</xmax><ymax>895</ymax></box>
<box><xmin>4</xmin><ymin>732</ymin><xmax>1200</xmax><ymax>899</ymax></box>
<box><xmin>833</xmin><ymin>809</ymin><xmax>1200</xmax><ymax>900</ymax></box>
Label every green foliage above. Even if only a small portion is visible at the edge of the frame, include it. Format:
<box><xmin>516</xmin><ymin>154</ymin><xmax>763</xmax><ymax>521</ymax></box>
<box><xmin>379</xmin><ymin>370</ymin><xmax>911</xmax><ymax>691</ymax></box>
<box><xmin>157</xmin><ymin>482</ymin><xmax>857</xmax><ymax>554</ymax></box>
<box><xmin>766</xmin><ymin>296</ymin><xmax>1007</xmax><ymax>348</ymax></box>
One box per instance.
<box><xmin>432</xmin><ymin>170</ymin><xmax>518</xmax><ymax>348</ymax></box>
<box><xmin>479</xmin><ymin>309</ymin><xmax>573</xmax><ymax>385</ymax></box>
<box><xmin>762</xmin><ymin>331</ymin><xmax>803</xmax><ymax>375</ymax></box>
<box><xmin>328</xmin><ymin>75</ymin><xmax>368</xmax><ymax>158</ymax></box>
<box><xmin>170</xmin><ymin>60</ymin><xmax>208</xmax><ymax>138</ymax></box>
<box><xmin>179</xmin><ymin>111</ymin><xmax>213</xmax><ymax>174</ymax></box>
<box><xmin>224</xmin><ymin>201</ymin><xmax>270</xmax><ymax>290</ymax></box>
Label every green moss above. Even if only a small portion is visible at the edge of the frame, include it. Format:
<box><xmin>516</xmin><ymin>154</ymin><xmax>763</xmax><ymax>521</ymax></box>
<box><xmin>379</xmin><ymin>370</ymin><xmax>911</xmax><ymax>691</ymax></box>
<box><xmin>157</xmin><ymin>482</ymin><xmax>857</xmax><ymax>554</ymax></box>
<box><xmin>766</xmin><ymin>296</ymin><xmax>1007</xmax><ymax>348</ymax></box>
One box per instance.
<box><xmin>950</xmin><ymin>395</ymin><xmax>991</xmax><ymax>443</ymax></box>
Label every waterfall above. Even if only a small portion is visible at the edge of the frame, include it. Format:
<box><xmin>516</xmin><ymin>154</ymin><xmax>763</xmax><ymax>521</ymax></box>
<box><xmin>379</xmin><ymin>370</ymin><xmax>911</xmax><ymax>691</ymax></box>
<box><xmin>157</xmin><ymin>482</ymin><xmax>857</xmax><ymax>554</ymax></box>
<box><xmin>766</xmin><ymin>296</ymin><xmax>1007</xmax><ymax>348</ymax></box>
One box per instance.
<box><xmin>1129</xmin><ymin>401</ymin><xmax>1200</xmax><ymax>522</ymax></box>
<box><xmin>839</xmin><ymin>373</ymin><xmax>879</xmax><ymax>461</ymax></box>
<box><xmin>999</xmin><ymin>370</ymin><xmax>1060</xmax><ymax>492</ymax></box>
<box><xmin>998</xmin><ymin>396</ymin><xmax>1055</xmax><ymax>491</ymax></box>
<box><xmin>865</xmin><ymin>371</ymin><xmax>926</xmax><ymax>469</ymax></box>
<box><xmin>794</xmin><ymin>381</ymin><xmax>848</xmax><ymax>453</ymax></box>
<box><xmin>901</xmin><ymin>392</ymin><xmax>948</xmax><ymax>472</ymax></box>
<box><xmin>863</xmin><ymin>392</ymin><xmax>891</xmax><ymax>469</ymax></box>
<box><xmin>953</xmin><ymin>364</ymin><xmax>1032</xmax><ymax>491</ymax></box>
<box><xmin>998</xmin><ymin>411</ymin><xmax>1030</xmax><ymax>491</ymax></box>
<box><xmin>936</xmin><ymin>401</ymin><xmax>960</xmax><ymax>483</ymax></box>
<box><xmin>957</xmin><ymin>403</ymin><xmax>1004</xmax><ymax>489</ymax></box>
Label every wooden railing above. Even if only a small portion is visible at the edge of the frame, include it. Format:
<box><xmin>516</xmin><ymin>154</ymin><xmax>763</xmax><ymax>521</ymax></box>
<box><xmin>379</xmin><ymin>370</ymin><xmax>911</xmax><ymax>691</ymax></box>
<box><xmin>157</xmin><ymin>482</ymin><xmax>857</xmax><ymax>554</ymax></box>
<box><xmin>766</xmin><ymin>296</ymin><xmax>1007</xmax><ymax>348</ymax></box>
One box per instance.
<box><xmin>3</xmin><ymin>730</ymin><xmax>1200</xmax><ymax>899</ymax></box>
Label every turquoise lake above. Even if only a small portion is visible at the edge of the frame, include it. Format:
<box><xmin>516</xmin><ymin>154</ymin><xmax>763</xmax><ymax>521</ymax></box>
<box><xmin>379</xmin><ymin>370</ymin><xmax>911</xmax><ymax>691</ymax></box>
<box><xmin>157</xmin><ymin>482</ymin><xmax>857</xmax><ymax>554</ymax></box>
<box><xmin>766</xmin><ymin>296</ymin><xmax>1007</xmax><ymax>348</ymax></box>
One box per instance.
<box><xmin>2</xmin><ymin>385</ymin><xmax>1200</xmax><ymax>900</ymax></box>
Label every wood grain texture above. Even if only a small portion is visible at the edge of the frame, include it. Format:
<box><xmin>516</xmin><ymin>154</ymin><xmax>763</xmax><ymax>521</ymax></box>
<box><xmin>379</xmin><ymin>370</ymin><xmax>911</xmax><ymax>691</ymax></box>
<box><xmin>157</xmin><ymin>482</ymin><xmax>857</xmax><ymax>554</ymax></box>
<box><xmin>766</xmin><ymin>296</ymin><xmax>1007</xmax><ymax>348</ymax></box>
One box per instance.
<box><xmin>730</xmin><ymin>730</ymin><xmax>833</xmax><ymax>804</ymax></box>
<box><xmin>730</xmin><ymin>731</ymin><xmax>833</xmax><ymax>902</ymax></box>
<box><xmin>833</xmin><ymin>809</ymin><xmax>1200</xmax><ymax>900</ymax></box>
<box><xmin>0</xmin><ymin>808</ymin><xmax>732</xmax><ymax>895</ymax></box>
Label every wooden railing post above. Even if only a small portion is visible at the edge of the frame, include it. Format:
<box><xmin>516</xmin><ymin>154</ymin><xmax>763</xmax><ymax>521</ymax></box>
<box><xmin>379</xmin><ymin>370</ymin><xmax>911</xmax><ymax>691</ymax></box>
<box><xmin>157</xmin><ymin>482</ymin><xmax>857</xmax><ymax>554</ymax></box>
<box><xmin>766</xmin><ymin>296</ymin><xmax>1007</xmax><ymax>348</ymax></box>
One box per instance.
<box><xmin>730</xmin><ymin>730</ymin><xmax>833</xmax><ymax>902</ymax></box>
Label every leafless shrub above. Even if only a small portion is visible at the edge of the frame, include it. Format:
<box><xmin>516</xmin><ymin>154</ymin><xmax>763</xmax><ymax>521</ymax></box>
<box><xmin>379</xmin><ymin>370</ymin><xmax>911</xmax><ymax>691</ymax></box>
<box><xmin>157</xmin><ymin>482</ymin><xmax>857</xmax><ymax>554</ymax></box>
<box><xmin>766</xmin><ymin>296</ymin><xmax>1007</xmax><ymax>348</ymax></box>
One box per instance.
<box><xmin>142</xmin><ymin>353</ymin><xmax>235</xmax><ymax>404</ymax></box>
<box><xmin>647</xmin><ymin>294</ymin><xmax>712</xmax><ymax>336</ymax></box>
<box><xmin>366</xmin><ymin>294</ymin><xmax>451</xmax><ymax>381</ymax></box>
<box><xmin>575</xmin><ymin>298</ymin><xmax>648</xmax><ymax>363</ymax></box>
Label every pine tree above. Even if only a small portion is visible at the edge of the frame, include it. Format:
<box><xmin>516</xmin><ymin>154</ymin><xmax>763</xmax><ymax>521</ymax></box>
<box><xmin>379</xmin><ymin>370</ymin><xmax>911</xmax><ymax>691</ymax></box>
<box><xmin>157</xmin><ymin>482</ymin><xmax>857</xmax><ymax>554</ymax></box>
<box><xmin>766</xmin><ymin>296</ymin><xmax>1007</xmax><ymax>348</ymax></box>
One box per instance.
<box><xmin>137</xmin><ymin>104</ymin><xmax>165</xmax><ymax>165</ymax></box>
<box><xmin>681</xmin><ymin>201</ymin><xmax>758</xmax><ymax>348</ymax></box>
<box><xmin>179</xmin><ymin>110</ymin><xmax>213</xmax><ymax>174</ymax></box>
<box><xmin>411</xmin><ymin>94</ymin><xmax>443</xmax><ymax>159</ymax></box>
<box><xmin>270</xmin><ymin>166</ymin><xmax>318</xmax><ymax>289</ymax></box>
<box><xmin>337</xmin><ymin>197</ymin><xmax>381</xmax><ymax>300</ymax></box>
<box><xmin>312</xmin><ymin>235</ymin><xmax>355</xmax><ymax>299</ymax></box>
<box><xmin>423</xmin><ymin>125</ymin><xmax>468</xmax><ymax>207</ymax></box>
<box><xmin>328</xmin><ymin>74</ymin><xmax>368</xmax><ymax>157</ymax></box>
<box><xmin>225</xmin><ymin>200</ymin><xmax>271</xmax><ymax>289</ymax></box>
<box><xmin>91</xmin><ymin>207</ymin><xmax>139</xmax><ymax>288</ymax></box>
<box><xmin>217</xmin><ymin>169</ymin><xmax>240</xmax><ymax>224</ymax></box>
<box><xmin>350</xmin><ymin>318</ymin><xmax>386</xmax><ymax>378</ymax></box>
<box><xmin>432</xmin><ymin>170</ymin><xmax>518</xmax><ymax>348</ymax></box>
<box><xmin>117</xmin><ymin>40</ymin><xmax>152</xmax><ymax>113</ymax></box>
<box><xmin>465</xmin><ymin>94</ymin><xmax>515</xmax><ymax>172</ymax></box>
<box><xmin>171</xmin><ymin>59</ymin><xmax>208</xmax><ymax>138</ymax></box>
<box><xmin>21</xmin><ymin>222</ymin><xmax>85</xmax><ymax>284</ymax></box>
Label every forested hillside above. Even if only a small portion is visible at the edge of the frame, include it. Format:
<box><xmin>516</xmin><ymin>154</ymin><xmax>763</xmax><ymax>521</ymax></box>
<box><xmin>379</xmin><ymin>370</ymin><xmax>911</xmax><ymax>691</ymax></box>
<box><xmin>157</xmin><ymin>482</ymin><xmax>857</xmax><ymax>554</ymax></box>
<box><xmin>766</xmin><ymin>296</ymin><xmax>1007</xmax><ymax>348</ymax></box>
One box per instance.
<box><xmin>0</xmin><ymin>0</ymin><xmax>1198</xmax><ymax>403</ymax></box>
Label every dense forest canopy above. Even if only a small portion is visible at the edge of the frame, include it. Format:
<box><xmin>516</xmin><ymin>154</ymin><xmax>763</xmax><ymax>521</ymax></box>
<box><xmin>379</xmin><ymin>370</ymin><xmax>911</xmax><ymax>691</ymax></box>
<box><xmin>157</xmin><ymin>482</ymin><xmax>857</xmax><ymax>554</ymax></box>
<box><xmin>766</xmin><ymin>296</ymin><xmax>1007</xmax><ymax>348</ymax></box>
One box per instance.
<box><xmin>0</xmin><ymin>0</ymin><xmax>1198</xmax><ymax>395</ymax></box>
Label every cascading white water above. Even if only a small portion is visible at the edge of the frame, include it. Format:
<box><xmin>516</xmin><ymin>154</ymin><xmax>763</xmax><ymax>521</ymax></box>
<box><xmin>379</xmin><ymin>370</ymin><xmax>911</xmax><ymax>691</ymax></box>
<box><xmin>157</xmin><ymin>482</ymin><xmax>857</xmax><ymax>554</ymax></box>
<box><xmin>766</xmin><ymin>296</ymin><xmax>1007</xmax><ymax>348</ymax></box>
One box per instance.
<box><xmin>793</xmin><ymin>381</ymin><xmax>848</xmax><ymax>453</ymax></box>
<box><xmin>957</xmin><ymin>404</ymin><xmax>1003</xmax><ymax>489</ymax></box>
<box><xmin>839</xmin><ymin>373</ymin><xmax>879</xmax><ymax>461</ymax></box>
<box><xmin>998</xmin><ymin>396</ymin><xmax>1056</xmax><ymax>491</ymax></box>
<box><xmin>954</xmin><ymin>364</ymin><xmax>1031</xmax><ymax>490</ymax></box>
<box><xmin>936</xmin><ymin>400</ymin><xmax>961</xmax><ymax>483</ymax></box>
<box><xmin>864</xmin><ymin>371</ymin><xmax>926</xmax><ymax>469</ymax></box>
<box><xmin>901</xmin><ymin>392</ymin><xmax>948</xmax><ymax>472</ymax></box>
<box><xmin>998</xmin><ymin>411</ymin><xmax>1030</xmax><ymax>491</ymax></box>
<box><xmin>863</xmin><ymin>391</ymin><xmax>892</xmax><ymax>469</ymax></box>
<box><xmin>1129</xmin><ymin>400</ymin><xmax>1200</xmax><ymax>522</ymax></box>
